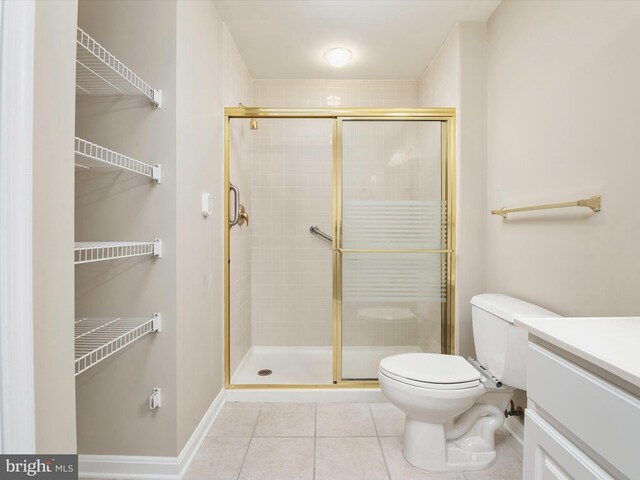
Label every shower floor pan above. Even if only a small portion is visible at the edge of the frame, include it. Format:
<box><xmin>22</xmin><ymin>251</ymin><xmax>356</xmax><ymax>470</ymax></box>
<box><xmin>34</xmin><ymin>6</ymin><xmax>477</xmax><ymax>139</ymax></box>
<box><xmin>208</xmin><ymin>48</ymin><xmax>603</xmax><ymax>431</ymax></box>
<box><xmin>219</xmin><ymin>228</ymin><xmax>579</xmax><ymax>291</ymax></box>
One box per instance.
<box><xmin>231</xmin><ymin>345</ymin><xmax>422</xmax><ymax>385</ymax></box>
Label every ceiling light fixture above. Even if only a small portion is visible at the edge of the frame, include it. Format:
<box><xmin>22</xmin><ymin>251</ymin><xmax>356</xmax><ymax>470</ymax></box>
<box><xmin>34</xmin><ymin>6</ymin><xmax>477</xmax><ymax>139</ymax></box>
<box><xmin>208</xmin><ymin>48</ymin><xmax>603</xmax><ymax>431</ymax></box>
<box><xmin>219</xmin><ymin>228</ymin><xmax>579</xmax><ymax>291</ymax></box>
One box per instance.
<box><xmin>323</xmin><ymin>47</ymin><xmax>352</xmax><ymax>68</ymax></box>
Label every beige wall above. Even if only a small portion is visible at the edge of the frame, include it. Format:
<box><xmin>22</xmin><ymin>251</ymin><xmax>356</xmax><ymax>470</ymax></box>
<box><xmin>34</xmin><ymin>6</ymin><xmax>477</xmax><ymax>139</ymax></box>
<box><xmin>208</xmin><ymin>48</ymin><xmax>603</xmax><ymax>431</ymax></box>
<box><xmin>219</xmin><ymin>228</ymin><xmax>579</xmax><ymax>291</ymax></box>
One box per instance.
<box><xmin>457</xmin><ymin>23</ymin><xmax>488</xmax><ymax>358</ymax></box>
<box><xmin>224</xmin><ymin>24</ymin><xmax>254</xmax><ymax>374</ymax></box>
<box><xmin>224</xmin><ymin>25</ymin><xmax>253</xmax><ymax>107</ymax></box>
<box><xmin>419</xmin><ymin>25</ymin><xmax>459</xmax><ymax>108</ymax></box>
<box><xmin>75</xmin><ymin>0</ymin><xmax>228</xmax><ymax>457</ymax></box>
<box><xmin>175</xmin><ymin>0</ymin><xmax>225</xmax><ymax>451</ymax></box>
<box><xmin>486</xmin><ymin>0</ymin><xmax>640</xmax><ymax>316</ymax></box>
<box><xmin>418</xmin><ymin>23</ymin><xmax>488</xmax><ymax>358</ymax></box>
<box><xmin>32</xmin><ymin>0</ymin><xmax>78</xmax><ymax>454</ymax></box>
<box><xmin>75</xmin><ymin>0</ymin><xmax>179</xmax><ymax>456</ymax></box>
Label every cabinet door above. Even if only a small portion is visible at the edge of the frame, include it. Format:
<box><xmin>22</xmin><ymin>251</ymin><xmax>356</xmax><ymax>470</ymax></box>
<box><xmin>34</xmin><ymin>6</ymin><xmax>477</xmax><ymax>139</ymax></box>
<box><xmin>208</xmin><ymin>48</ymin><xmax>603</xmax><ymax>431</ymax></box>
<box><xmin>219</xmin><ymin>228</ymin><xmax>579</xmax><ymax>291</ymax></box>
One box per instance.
<box><xmin>527</xmin><ymin>343</ymin><xmax>640</xmax><ymax>478</ymax></box>
<box><xmin>524</xmin><ymin>410</ymin><xmax>614</xmax><ymax>480</ymax></box>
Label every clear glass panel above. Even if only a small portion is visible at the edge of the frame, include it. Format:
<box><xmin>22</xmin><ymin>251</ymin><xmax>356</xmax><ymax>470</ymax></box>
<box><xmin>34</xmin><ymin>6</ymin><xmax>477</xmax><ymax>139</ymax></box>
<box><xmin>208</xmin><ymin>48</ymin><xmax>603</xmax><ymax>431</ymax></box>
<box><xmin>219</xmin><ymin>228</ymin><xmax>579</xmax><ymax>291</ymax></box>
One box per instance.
<box><xmin>229</xmin><ymin>117</ymin><xmax>253</xmax><ymax>380</ymax></box>
<box><xmin>340</xmin><ymin>120</ymin><xmax>446</xmax><ymax>381</ymax></box>
<box><xmin>229</xmin><ymin>117</ymin><xmax>335</xmax><ymax>385</ymax></box>
<box><xmin>342</xmin><ymin>121</ymin><xmax>444</xmax><ymax>250</ymax></box>
<box><xmin>341</xmin><ymin>251</ymin><xmax>446</xmax><ymax>380</ymax></box>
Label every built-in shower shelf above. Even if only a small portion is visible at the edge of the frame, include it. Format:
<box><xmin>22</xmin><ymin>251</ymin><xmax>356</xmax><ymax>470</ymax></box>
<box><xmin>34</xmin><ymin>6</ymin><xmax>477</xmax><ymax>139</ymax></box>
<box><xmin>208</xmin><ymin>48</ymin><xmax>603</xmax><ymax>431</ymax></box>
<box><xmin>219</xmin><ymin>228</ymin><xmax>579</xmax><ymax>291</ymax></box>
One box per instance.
<box><xmin>74</xmin><ymin>240</ymin><xmax>162</xmax><ymax>264</ymax></box>
<box><xmin>76</xmin><ymin>27</ymin><xmax>162</xmax><ymax>107</ymax></box>
<box><xmin>75</xmin><ymin>137</ymin><xmax>161</xmax><ymax>182</ymax></box>
<box><xmin>75</xmin><ymin>314</ymin><xmax>161</xmax><ymax>375</ymax></box>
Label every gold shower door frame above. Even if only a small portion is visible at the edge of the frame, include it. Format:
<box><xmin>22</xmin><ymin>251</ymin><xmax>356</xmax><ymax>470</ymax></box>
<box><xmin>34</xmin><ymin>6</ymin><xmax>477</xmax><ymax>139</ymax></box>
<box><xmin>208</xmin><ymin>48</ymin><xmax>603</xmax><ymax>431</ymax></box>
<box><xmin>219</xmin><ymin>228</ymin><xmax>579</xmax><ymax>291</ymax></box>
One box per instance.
<box><xmin>224</xmin><ymin>108</ymin><xmax>456</xmax><ymax>389</ymax></box>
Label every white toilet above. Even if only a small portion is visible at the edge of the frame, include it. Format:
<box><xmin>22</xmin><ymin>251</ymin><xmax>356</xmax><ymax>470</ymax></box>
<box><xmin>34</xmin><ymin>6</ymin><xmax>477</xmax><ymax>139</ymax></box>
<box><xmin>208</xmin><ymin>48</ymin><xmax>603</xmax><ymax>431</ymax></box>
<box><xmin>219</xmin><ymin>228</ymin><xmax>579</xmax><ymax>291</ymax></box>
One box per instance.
<box><xmin>378</xmin><ymin>294</ymin><xmax>559</xmax><ymax>472</ymax></box>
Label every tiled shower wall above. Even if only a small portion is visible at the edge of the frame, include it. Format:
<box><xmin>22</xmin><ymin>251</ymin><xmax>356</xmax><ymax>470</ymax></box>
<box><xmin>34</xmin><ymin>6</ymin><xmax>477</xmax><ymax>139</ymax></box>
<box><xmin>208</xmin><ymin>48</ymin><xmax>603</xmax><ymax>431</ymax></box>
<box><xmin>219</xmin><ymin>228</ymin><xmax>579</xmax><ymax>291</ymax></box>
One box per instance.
<box><xmin>253</xmin><ymin>79</ymin><xmax>418</xmax><ymax>109</ymax></box>
<box><xmin>250</xmin><ymin>118</ymin><xmax>334</xmax><ymax>346</ymax></box>
<box><xmin>250</xmin><ymin>79</ymin><xmax>419</xmax><ymax>347</ymax></box>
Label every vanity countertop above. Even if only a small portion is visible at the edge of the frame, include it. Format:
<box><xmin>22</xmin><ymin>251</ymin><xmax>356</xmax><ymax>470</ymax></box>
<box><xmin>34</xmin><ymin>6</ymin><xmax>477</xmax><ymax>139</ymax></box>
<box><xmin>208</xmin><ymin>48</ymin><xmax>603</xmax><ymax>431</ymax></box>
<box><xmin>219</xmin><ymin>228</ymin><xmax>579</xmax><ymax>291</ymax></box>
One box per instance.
<box><xmin>514</xmin><ymin>316</ymin><xmax>640</xmax><ymax>389</ymax></box>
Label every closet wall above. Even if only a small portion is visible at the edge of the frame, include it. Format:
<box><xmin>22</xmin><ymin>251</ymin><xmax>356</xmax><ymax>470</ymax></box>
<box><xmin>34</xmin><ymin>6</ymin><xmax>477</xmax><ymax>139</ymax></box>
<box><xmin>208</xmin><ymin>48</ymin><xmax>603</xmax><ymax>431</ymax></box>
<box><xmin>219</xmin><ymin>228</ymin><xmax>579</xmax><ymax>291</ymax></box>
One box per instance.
<box><xmin>75</xmin><ymin>0</ymin><xmax>178</xmax><ymax>456</ymax></box>
<box><xmin>175</xmin><ymin>0</ymin><xmax>225</xmax><ymax>449</ymax></box>
<box><xmin>74</xmin><ymin>0</ymin><xmax>226</xmax><ymax>457</ymax></box>
<box><xmin>33</xmin><ymin>0</ymin><xmax>78</xmax><ymax>453</ymax></box>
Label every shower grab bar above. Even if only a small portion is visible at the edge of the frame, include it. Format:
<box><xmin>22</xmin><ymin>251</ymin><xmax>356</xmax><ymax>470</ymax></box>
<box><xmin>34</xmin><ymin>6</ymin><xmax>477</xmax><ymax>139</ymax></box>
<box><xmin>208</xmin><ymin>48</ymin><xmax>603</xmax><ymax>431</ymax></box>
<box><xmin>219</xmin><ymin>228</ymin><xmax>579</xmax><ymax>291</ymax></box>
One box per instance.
<box><xmin>310</xmin><ymin>225</ymin><xmax>332</xmax><ymax>244</ymax></box>
<box><xmin>229</xmin><ymin>183</ymin><xmax>240</xmax><ymax>227</ymax></box>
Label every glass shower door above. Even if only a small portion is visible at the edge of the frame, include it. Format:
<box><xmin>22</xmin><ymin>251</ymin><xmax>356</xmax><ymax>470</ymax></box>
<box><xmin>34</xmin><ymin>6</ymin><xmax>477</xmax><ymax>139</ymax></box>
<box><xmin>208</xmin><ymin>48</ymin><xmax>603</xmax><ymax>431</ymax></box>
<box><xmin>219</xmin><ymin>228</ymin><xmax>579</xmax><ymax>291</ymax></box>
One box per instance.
<box><xmin>338</xmin><ymin>119</ymin><xmax>451</xmax><ymax>381</ymax></box>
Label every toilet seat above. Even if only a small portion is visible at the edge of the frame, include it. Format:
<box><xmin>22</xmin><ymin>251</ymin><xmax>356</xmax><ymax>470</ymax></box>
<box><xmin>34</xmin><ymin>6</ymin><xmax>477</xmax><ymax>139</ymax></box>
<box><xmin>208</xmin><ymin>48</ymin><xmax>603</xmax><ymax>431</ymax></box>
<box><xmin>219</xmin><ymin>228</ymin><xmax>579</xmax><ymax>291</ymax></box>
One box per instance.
<box><xmin>379</xmin><ymin>369</ymin><xmax>481</xmax><ymax>390</ymax></box>
<box><xmin>379</xmin><ymin>353</ymin><xmax>482</xmax><ymax>390</ymax></box>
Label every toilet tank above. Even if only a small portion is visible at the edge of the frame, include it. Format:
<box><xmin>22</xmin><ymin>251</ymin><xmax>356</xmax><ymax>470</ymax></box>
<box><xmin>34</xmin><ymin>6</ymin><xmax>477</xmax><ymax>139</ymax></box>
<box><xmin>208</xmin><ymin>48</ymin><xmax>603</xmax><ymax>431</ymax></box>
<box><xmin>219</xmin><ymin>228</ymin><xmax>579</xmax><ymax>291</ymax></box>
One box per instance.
<box><xmin>470</xmin><ymin>294</ymin><xmax>559</xmax><ymax>390</ymax></box>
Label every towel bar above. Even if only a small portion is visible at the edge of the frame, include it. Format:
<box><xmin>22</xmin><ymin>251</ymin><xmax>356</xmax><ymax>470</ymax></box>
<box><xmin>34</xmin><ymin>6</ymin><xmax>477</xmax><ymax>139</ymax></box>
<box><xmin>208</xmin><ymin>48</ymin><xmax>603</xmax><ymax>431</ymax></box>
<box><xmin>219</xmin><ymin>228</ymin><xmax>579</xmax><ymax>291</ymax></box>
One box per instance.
<box><xmin>491</xmin><ymin>195</ymin><xmax>601</xmax><ymax>218</ymax></box>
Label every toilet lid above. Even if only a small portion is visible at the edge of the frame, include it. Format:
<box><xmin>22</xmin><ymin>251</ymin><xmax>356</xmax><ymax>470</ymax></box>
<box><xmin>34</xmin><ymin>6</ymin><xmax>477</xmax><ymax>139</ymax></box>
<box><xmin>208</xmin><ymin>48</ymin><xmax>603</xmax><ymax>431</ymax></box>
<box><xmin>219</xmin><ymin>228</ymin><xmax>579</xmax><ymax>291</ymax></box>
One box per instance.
<box><xmin>379</xmin><ymin>353</ymin><xmax>481</xmax><ymax>386</ymax></box>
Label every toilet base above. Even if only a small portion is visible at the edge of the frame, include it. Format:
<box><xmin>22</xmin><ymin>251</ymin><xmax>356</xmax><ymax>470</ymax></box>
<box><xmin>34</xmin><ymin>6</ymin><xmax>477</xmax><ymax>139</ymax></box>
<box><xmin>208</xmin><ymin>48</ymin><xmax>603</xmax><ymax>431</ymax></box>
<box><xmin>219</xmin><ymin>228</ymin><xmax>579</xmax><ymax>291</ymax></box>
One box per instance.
<box><xmin>402</xmin><ymin>416</ymin><xmax>500</xmax><ymax>472</ymax></box>
<box><xmin>442</xmin><ymin>444</ymin><xmax>496</xmax><ymax>471</ymax></box>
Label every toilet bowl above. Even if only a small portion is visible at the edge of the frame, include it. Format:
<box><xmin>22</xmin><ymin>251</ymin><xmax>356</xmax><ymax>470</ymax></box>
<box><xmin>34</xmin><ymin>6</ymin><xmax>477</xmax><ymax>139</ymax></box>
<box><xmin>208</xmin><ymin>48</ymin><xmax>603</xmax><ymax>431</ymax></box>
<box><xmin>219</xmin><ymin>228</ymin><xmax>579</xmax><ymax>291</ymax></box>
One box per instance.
<box><xmin>379</xmin><ymin>294</ymin><xmax>559</xmax><ymax>472</ymax></box>
<box><xmin>379</xmin><ymin>353</ymin><xmax>508</xmax><ymax>471</ymax></box>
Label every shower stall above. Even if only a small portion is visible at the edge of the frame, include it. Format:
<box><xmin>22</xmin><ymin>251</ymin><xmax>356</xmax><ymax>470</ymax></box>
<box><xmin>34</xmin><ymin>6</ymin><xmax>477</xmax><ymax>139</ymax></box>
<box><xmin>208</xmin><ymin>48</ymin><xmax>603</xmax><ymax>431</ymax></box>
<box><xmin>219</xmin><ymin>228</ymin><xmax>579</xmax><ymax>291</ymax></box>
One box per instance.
<box><xmin>224</xmin><ymin>107</ymin><xmax>456</xmax><ymax>387</ymax></box>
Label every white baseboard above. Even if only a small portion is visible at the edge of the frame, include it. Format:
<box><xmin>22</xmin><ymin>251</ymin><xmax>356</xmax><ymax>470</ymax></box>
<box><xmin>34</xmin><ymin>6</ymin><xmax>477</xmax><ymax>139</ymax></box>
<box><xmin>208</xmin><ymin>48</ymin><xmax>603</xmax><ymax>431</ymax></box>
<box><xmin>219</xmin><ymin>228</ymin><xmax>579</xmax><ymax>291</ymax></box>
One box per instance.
<box><xmin>176</xmin><ymin>388</ymin><xmax>226</xmax><ymax>477</ymax></box>
<box><xmin>78</xmin><ymin>389</ymin><xmax>226</xmax><ymax>479</ymax></box>
<box><xmin>504</xmin><ymin>415</ymin><xmax>524</xmax><ymax>447</ymax></box>
<box><xmin>78</xmin><ymin>455</ymin><xmax>181</xmax><ymax>480</ymax></box>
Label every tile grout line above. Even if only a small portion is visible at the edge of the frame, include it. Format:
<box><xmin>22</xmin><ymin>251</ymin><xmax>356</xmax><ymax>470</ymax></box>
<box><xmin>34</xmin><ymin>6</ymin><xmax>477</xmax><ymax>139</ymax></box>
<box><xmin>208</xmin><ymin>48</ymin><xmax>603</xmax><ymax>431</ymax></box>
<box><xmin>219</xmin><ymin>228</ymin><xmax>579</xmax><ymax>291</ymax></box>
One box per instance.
<box><xmin>251</xmin><ymin>404</ymin><xmax>264</xmax><ymax>437</ymax></box>
<box><xmin>234</xmin><ymin>438</ymin><xmax>252</xmax><ymax>480</ymax></box>
<box><xmin>313</xmin><ymin>403</ymin><xmax>317</xmax><ymax>480</ymax></box>
<box><xmin>314</xmin><ymin>402</ymin><xmax>317</xmax><ymax>437</ymax></box>
<box><xmin>235</xmin><ymin>405</ymin><xmax>263</xmax><ymax>480</ymax></box>
<box><xmin>369</xmin><ymin>403</ymin><xmax>392</xmax><ymax>480</ymax></box>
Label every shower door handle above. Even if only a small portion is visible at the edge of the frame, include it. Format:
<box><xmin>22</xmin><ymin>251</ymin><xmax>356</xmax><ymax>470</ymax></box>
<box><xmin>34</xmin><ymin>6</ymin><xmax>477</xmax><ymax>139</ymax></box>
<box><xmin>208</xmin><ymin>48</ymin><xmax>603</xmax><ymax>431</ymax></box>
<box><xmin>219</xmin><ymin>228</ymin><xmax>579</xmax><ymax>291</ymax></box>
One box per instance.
<box><xmin>229</xmin><ymin>183</ymin><xmax>240</xmax><ymax>227</ymax></box>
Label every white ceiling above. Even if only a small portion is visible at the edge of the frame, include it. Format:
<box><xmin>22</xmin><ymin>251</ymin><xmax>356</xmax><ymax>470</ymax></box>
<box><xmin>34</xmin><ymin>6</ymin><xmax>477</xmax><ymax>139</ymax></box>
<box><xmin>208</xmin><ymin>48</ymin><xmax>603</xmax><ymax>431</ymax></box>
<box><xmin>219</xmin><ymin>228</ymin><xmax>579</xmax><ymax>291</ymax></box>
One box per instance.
<box><xmin>214</xmin><ymin>0</ymin><xmax>501</xmax><ymax>79</ymax></box>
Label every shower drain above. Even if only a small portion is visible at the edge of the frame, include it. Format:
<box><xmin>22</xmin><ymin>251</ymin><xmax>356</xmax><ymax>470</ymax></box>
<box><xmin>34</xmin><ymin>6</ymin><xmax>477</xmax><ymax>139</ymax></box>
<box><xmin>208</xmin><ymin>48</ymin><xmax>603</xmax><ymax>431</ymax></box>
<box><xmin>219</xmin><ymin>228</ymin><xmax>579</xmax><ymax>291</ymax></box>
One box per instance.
<box><xmin>257</xmin><ymin>369</ymin><xmax>272</xmax><ymax>376</ymax></box>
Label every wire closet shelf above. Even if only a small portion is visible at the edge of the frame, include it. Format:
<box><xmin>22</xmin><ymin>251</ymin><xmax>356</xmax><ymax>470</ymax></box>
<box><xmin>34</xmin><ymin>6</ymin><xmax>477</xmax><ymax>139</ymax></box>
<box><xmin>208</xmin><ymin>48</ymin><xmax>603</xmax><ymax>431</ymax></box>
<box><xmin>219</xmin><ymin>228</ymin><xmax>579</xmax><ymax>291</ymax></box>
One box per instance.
<box><xmin>76</xmin><ymin>27</ymin><xmax>162</xmax><ymax>107</ymax></box>
<box><xmin>75</xmin><ymin>315</ymin><xmax>161</xmax><ymax>375</ymax></box>
<box><xmin>74</xmin><ymin>240</ymin><xmax>162</xmax><ymax>264</ymax></box>
<box><xmin>75</xmin><ymin>137</ymin><xmax>161</xmax><ymax>181</ymax></box>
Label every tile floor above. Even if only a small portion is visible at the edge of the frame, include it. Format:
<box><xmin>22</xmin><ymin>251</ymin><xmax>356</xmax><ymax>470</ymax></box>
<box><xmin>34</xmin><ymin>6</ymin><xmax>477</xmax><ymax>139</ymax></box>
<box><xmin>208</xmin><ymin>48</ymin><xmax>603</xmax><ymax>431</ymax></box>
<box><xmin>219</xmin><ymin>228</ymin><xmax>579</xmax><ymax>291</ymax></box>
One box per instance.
<box><xmin>184</xmin><ymin>402</ymin><xmax>523</xmax><ymax>480</ymax></box>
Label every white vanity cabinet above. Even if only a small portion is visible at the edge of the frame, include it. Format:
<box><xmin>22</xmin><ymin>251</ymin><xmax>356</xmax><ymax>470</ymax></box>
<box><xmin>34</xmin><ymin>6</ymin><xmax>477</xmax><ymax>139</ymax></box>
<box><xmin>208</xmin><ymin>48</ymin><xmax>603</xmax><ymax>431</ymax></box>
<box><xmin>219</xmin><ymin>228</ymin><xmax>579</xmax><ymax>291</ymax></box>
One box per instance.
<box><xmin>524</xmin><ymin>409</ymin><xmax>613</xmax><ymax>480</ymax></box>
<box><xmin>514</xmin><ymin>317</ymin><xmax>640</xmax><ymax>480</ymax></box>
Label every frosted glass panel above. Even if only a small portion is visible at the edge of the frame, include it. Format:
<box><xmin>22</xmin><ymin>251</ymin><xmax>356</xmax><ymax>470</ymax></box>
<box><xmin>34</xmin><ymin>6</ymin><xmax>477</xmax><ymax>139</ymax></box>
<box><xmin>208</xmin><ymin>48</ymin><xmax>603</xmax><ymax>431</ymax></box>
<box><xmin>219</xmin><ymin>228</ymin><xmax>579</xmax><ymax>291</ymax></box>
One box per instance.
<box><xmin>341</xmin><ymin>252</ymin><xmax>446</xmax><ymax>380</ymax></box>
<box><xmin>341</xmin><ymin>121</ymin><xmax>444</xmax><ymax>250</ymax></box>
<box><xmin>342</xmin><ymin>252</ymin><xmax>446</xmax><ymax>303</ymax></box>
<box><xmin>343</xmin><ymin>200</ymin><xmax>446</xmax><ymax>250</ymax></box>
<box><xmin>340</xmin><ymin>120</ymin><xmax>446</xmax><ymax>381</ymax></box>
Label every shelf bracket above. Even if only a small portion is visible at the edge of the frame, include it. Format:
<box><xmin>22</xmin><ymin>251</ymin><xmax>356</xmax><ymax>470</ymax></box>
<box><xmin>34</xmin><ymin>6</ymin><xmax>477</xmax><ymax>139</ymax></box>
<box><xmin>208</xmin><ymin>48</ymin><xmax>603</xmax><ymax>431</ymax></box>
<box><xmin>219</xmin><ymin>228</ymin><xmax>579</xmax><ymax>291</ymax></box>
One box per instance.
<box><xmin>152</xmin><ymin>164</ymin><xmax>162</xmax><ymax>183</ymax></box>
<box><xmin>149</xmin><ymin>388</ymin><xmax>162</xmax><ymax>409</ymax></box>
<box><xmin>153</xmin><ymin>239</ymin><xmax>163</xmax><ymax>258</ymax></box>
<box><xmin>152</xmin><ymin>313</ymin><xmax>162</xmax><ymax>332</ymax></box>
<box><xmin>152</xmin><ymin>89</ymin><xmax>162</xmax><ymax>109</ymax></box>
